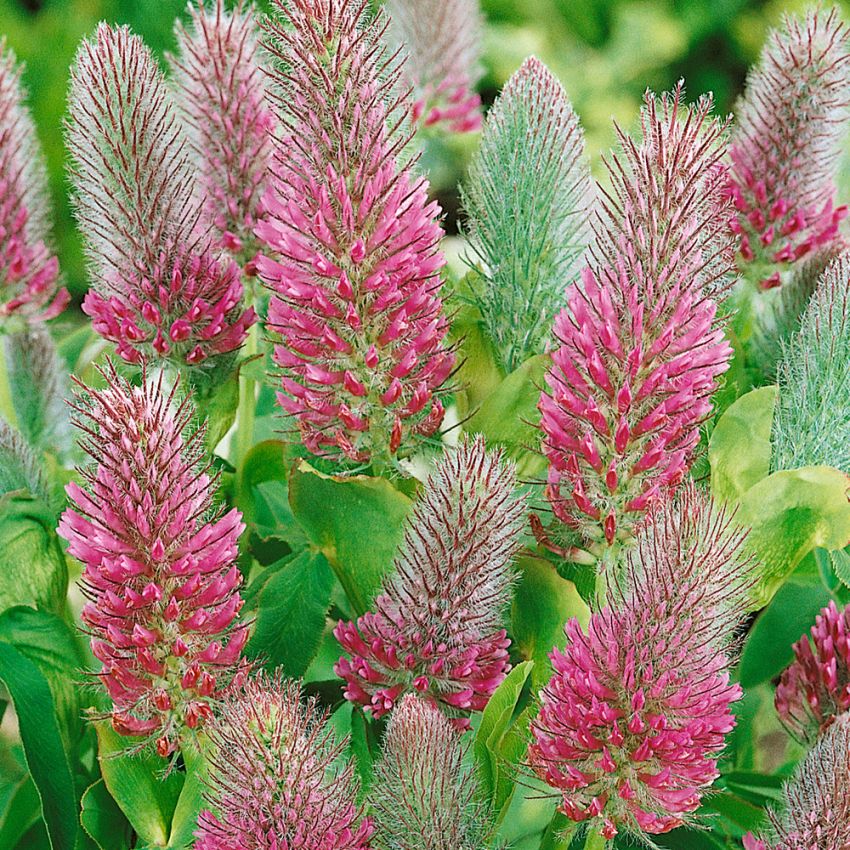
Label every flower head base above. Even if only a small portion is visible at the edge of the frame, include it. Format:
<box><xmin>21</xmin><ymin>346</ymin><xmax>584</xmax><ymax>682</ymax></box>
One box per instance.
<box><xmin>727</xmin><ymin>10</ymin><xmax>850</xmax><ymax>291</ymax></box>
<box><xmin>194</xmin><ymin>671</ymin><xmax>373</xmax><ymax>850</ymax></box>
<box><xmin>743</xmin><ymin>714</ymin><xmax>850</xmax><ymax>850</ymax></box>
<box><xmin>57</xmin><ymin>365</ymin><xmax>248</xmax><ymax>756</ymax></box>
<box><xmin>258</xmin><ymin>0</ymin><xmax>454</xmax><ymax>466</ymax></box>
<box><xmin>539</xmin><ymin>84</ymin><xmax>733</xmax><ymax>546</ymax></box>
<box><xmin>170</xmin><ymin>0</ymin><xmax>275</xmax><ymax>272</ymax></box>
<box><xmin>385</xmin><ymin>0</ymin><xmax>483</xmax><ymax>133</ymax></box>
<box><xmin>370</xmin><ymin>694</ymin><xmax>492</xmax><ymax>849</ymax></box>
<box><xmin>66</xmin><ymin>23</ymin><xmax>256</xmax><ymax>367</ymax></box>
<box><xmin>0</xmin><ymin>40</ymin><xmax>68</xmax><ymax>324</ymax></box>
<box><xmin>335</xmin><ymin>437</ymin><xmax>525</xmax><ymax>727</ymax></box>
<box><xmin>529</xmin><ymin>485</ymin><xmax>752</xmax><ymax>837</ymax></box>
<box><xmin>775</xmin><ymin>600</ymin><xmax>850</xmax><ymax>742</ymax></box>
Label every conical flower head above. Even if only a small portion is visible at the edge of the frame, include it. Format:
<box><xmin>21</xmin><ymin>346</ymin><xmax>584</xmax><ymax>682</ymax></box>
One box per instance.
<box><xmin>194</xmin><ymin>671</ymin><xmax>373</xmax><ymax>850</ymax></box>
<box><xmin>743</xmin><ymin>713</ymin><xmax>850</xmax><ymax>850</ymax></box>
<box><xmin>0</xmin><ymin>40</ymin><xmax>68</xmax><ymax>324</ymax></box>
<box><xmin>370</xmin><ymin>694</ymin><xmax>492</xmax><ymax>849</ymax></box>
<box><xmin>539</xmin><ymin>84</ymin><xmax>733</xmax><ymax>546</ymax></box>
<box><xmin>257</xmin><ymin>0</ymin><xmax>454</xmax><ymax>466</ymax></box>
<box><xmin>728</xmin><ymin>10</ymin><xmax>850</xmax><ymax>291</ymax></box>
<box><xmin>463</xmin><ymin>56</ymin><xmax>593</xmax><ymax>373</ymax></box>
<box><xmin>775</xmin><ymin>599</ymin><xmax>850</xmax><ymax>742</ymax></box>
<box><xmin>385</xmin><ymin>0</ymin><xmax>483</xmax><ymax>133</ymax></box>
<box><xmin>66</xmin><ymin>23</ymin><xmax>256</xmax><ymax>367</ymax></box>
<box><xmin>57</xmin><ymin>365</ymin><xmax>248</xmax><ymax>756</ymax></box>
<box><xmin>335</xmin><ymin>437</ymin><xmax>526</xmax><ymax>726</ymax></box>
<box><xmin>169</xmin><ymin>0</ymin><xmax>275</xmax><ymax>272</ymax></box>
<box><xmin>529</xmin><ymin>485</ymin><xmax>752</xmax><ymax>837</ymax></box>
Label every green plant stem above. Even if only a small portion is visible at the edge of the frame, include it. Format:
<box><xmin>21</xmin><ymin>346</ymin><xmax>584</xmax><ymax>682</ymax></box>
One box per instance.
<box><xmin>582</xmin><ymin>826</ymin><xmax>609</xmax><ymax>850</ymax></box>
<box><xmin>235</xmin><ymin>320</ymin><xmax>259</xmax><ymax>471</ymax></box>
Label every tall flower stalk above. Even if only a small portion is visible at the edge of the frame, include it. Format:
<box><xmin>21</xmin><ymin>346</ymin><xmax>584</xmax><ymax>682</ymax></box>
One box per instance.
<box><xmin>257</xmin><ymin>0</ymin><xmax>455</xmax><ymax>468</ymax></box>
<box><xmin>539</xmin><ymin>85</ymin><xmax>733</xmax><ymax>548</ymax></box>
<box><xmin>66</xmin><ymin>24</ymin><xmax>256</xmax><ymax>369</ymax></box>
<box><xmin>57</xmin><ymin>365</ymin><xmax>248</xmax><ymax>756</ymax></box>
<box><xmin>194</xmin><ymin>671</ymin><xmax>373</xmax><ymax>850</ymax></box>
<box><xmin>0</xmin><ymin>39</ymin><xmax>67</xmax><ymax>325</ymax></box>
<box><xmin>463</xmin><ymin>56</ymin><xmax>593</xmax><ymax>373</ymax></box>
<box><xmin>335</xmin><ymin>437</ymin><xmax>525</xmax><ymax>727</ymax></box>
<box><xmin>529</xmin><ymin>486</ymin><xmax>752</xmax><ymax>838</ymax></box>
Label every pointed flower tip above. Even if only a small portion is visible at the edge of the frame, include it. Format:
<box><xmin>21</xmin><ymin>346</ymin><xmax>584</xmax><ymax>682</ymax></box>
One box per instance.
<box><xmin>335</xmin><ymin>437</ymin><xmax>526</xmax><ymax>723</ymax></box>
<box><xmin>56</xmin><ymin>365</ymin><xmax>247</xmax><ymax>755</ymax></box>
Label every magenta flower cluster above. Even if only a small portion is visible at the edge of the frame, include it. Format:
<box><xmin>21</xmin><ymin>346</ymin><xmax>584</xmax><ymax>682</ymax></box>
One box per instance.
<box><xmin>335</xmin><ymin>437</ymin><xmax>525</xmax><ymax>727</ymax></box>
<box><xmin>257</xmin><ymin>0</ymin><xmax>454</xmax><ymax>465</ymax></box>
<box><xmin>57</xmin><ymin>367</ymin><xmax>248</xmax><ymax>755</ymax></box>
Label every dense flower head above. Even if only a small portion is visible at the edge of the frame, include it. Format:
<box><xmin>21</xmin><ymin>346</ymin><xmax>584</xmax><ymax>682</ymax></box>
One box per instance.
<box><xmin>727</xmin><ymin>9</ymin><xmax>850</xmax><ymax>291</ymax></box>
<box><xmin>257</xmin><ymin>0</ymin><xmax>454</xmax><ymax>466</ymax></box>
<box><xmin>335</xmin><ymin>437</ymin><xmax>526</xmax><ymax>727</ymax></box>
<box><xmin>57</xmin><ymin>365</ymin><xmax>248</xmax><ymax>756</ymax></box>
<box><xmin>529</xmin><ymin>485</ymin><xmax>752</xmax><ymax>838</ymax></box>
<box><xmin>775</xmin><ymin>600</ymin><xmax>850</xmax><ymax>743</ymax></box>
<box><xmin>66</xmin><ymin>23</ymin><xmax>256</xmax><ymax>367</ymax></box>
<box><xmin>370</xmin><ymin>694</ymin><xmax>491</xmax><ymax>849</ymax></box>
<box><xmin>743</xmin><ymin>714</ymin><xmax>850</xmax><ymax>850</ymax></box>
<box><xmin>539</xmin><ymin>84</ymin><xmax>734</xmax><ymax>546</ymax></box>
<box><xmin>0</xmin><ymin>40</ymin><xmax>67</xmax><ymax>324</ymax></box>
<box><xmin>385</xmin><ymin>0</ymin><xmax>483</xmax><ymax>133</ymax></box>
<box><xmin>170</xmin><ymin>0</ymin><xmax>275</xmax><ymax>272</ymax></box>
<box><xmin>463</xmin><ymin>56</ymin><xmax>593</xmax><ymax>373</ymax></box>
<box><xmin>194</xmin><ymin>671</ymin><xmax>373</xmax><ymax>850</ymax></box>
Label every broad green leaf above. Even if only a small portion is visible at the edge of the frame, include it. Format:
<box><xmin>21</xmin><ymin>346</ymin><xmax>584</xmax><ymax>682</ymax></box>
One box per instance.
<box><xmin>93</xmin><ymin>722</ymin><xmax>183</xmax><ymax>848</ymax></box>
<box><xmin>450</xmin><ymin>300</ymin><xmax>505</xmax><ymax>421</ymax></box>
<box><xmin>738</xmin><ymin>466</ymin><xmax>850</xmax><ymax>606</ymax></box>
<box><xmin>702</xmin><ymin>789</ymin><xmax>767</xmax><ymax>834</ymax></box>
<box><xmin>246</xmin><ymin>550</ymin><xmax>334</xmax><ymax>677</ymax></box>
<box><xmin>193</xmin><ymin>365</ymin><xmax>240</xmax><ymax>453</ymax></box>
<box><xmin>0</xmin><ymin>775</ymin><xmax>40</xmax><ymax>850</ymax></box>
<box><xmin>708</xmin><ymin>385</ymin><xmax>777</xmax><ymax>503</ymax></box>
<box><xmin>723</xmin><ymin>771</ymin><xmax>785</xmax><ymax>807</ymax></box>
<box><xmin>511</xmin><ymin>556</ymin><xmax>589</xmax><ymax>689</ymax></box>
<box><xmin>348</xmin><ymin>707</ymin><xmax>380</xmax><ymax>794</ymax></box>
<box><xmin>465</xmin><ymin>354</ymin><xmax>548</xmax><ymax>477</ymax></box>
<box><xmin>828</xmin><ymin>546</ymin><xmax>850</xmax><ymax>588</ymax></box>
<box><xmin>473</xmin><ymin>660</ymin><xmax>533</xmax><ymax>822</ymax></box>
<box><xmin>0</xmin><ymin>643</ymin><xmax>78</xmax><ymax>850</ymax></box>
<box><xmin>288</xmin><ymin>462</ymin><xmax>412</xmax><ymax>614</ymax></box>
<box><xmin>165</xmin><ymin>744</ymin><xmax>207</xmax><ymax>850</ymax></box>
<box><xmin>80</xmin><ymin>780</ymin><xmax>132</xmax><ymax>850</ymax></box>
<box><xmin>538</xmin><ymin>811</ymin><xmax>576</xmax><ymax>850</ymax></box>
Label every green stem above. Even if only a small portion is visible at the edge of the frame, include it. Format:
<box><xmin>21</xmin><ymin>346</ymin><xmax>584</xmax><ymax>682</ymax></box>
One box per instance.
<box><xmin>235</xmin><ymin>320</ymin><xmax>259</xmax><ymax>471</ymax></box>
<box><xmin>582</xmin><ymin>826</ymin><xmax>609</xmax><ymax>850</ymax></box>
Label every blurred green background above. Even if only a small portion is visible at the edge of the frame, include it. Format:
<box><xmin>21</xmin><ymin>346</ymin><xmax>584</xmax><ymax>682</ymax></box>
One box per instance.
<box><xmin>0</xmin><ymin>0</ymin><xmax>841</xmax><ymax>299</ymax></box>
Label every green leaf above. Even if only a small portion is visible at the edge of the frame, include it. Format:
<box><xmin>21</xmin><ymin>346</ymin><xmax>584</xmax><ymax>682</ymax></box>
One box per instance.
<box><xmin>538</xmin><ymin>811</ymin><xmax>577</xmax><ymax>850</ymax></box>
<box><xmin>739</xmin><ymin>577</ymin><xmax>831</xmax><ymax>687</ymax></box>
<box><xmin>0</xmin><ymin>643</ymin><xmax>78</xmax><ymax>850</ymax></box>
<box><xmin>288</xmin><ymin>462</ymin><xmax>412</xmax><ymax>614</ymax></box>
<box><xmin>80</xmin><ymin>781</ymin><xmax>132</xmax><ymax>850</ymax></box>
<box><xmin>473</xmin><ymin>660</ymin><xmax>533</xmax><ymax>823</ymax></box>
<box><xmin>93</xmin><ymin>722</ymin><xmax>183</xmax><ymax>848</ymax></box>
<box><xmin>450</xmin><ymin>300</ymin><xmax>505</xmax><ymax>421</ymax></box>
<box><xmin>165</xmin><ymin>744</ymin><xmax>207</xmax><ymax>850</ymax></box>
<box><xmin>738</xmin><ymin>466</ymin><xmax>850</xmax><ymax>606</ymax></box>
<box><xmin>348</xmin><ymin>707</ymin><xmax>380</xmax><ymax>795</ymax></box>
<box><xmin>708</xmin><ymin>385</ymin><xmax>777</xmax><ymax>503</ymax></box>
<box><xmin>511</xmin><ymin>556</ymin><xmax>589</xmax><ymax>689</ymax></box>
<box><xmin>828</xmin><ymin>546</ymin><xmax>850</xmax><ymax>588</ymax></box>
<box><xmin>465</xmin><ymin>354</ymin><xmax>548</xmax><ymax>477</ymax></box>
<box><xmin>0</xmin><ymin>775</ymin><xmax>40</xmax><ymax>850</ymax></box>
<box><xmin>246</xmin><ymin>550</ymin><xmax>334</xmax><ymax>677</ymax></box>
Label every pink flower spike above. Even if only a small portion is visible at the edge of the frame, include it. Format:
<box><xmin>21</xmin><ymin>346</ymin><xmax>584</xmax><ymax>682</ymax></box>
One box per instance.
<box><xmin>529</xmin><ymin>485</ymin><xmax>754</xmax><ymax>837</ymax></box>
<box><xmin>169</xmin><ymin>0</ymin><xmax>275</xmax><ymax>273</ymax></box>
<box><xmin>539</xmin><ymin>84</ymin><xmax>734</xmax><ymax>544</ymax></box>
<box><xmin>193</xmin><ymin>671</ymin><xmax>373</xmax><ymax>850</ymax></box>
<box><xmin>0</xmin><ymin>40</ymin><xmax>67</xmax><ymax>324</ymax></box>
<box><xmin>385</xmin><ymin>0</ymin><xmax>483</xmax><ymax>134</ymax></box>
<box><xmin>335</xmin><ymin>437</ymin><xmax>526</xmax><ymax>725</ymax></box>
<box><xmin>258</xmin><ymin>0</ymin><xmax>455</xmax><ymax>466</ymax></box>
<box><xmin>66</xmin><ymin>24</ymin><xmax>255</xmax><ymax>368</ymax></box>
<box><xmin>727</xmin><ymin>10</ymin><xmax>850</xmax><ymax>290</ymax></box>
<box><xmin>57</xmin><ymin>363</ymin><xmax>248</xmax><ymax>755</ymax></box>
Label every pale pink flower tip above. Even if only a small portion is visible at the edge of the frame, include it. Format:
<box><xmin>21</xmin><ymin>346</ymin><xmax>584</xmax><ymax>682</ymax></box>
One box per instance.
<box><xmin>775</xmin><ymin>599</ymin><xmax>850</xmax><ymax>742</ymax></box>
<box><xmin>539</xmin><ymin>84</ymin><xmax>733</xmax><ymax>545</ymax></box>
<box><xmin>529</xmin><ymin>485</ymin><xmax>752</xmax><ymax>837</ymax></box>
<box><xmin>56</xmin><ymin>365</ymin><xmax>248</xmax><ymax>756</ymax></box>
<box><xmin>335</xmin><ymin>437</ymin><xmax>525</xmax><ymax>726</ymax></box>
<box><xmin>193</xmin><ymin>671</ymin><xmax>373</xmax><ymax>850</ymax></box>
<box><xmin>0</xmin><ymin>40</ymin><xmax>68</xmax><ymax>323</ymax></box>
<box><xmin>727</xmin><ymin>9</ymin><xmax>850</xmax><ymax>290</ymax></box>
<box><xmin>258</xmin><ymin>0</ymin><xmax>454</xmax><ymax>465</ymax></box>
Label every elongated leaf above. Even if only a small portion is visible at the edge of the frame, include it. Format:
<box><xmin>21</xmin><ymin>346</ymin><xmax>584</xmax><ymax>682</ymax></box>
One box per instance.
<box><xmin>165</xmin><ymin>744</ymin><xmax>207</xmax><ymax>850</ymax></box>
<box><xmin>0</xmin><ymin>775</ymin><xmax>40</xmax><ymax>850</ymax></box>
<box><xmin>80</xmin><ymin>780</ymin><xmax>132</xmax><ymax>850</ymax></box>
